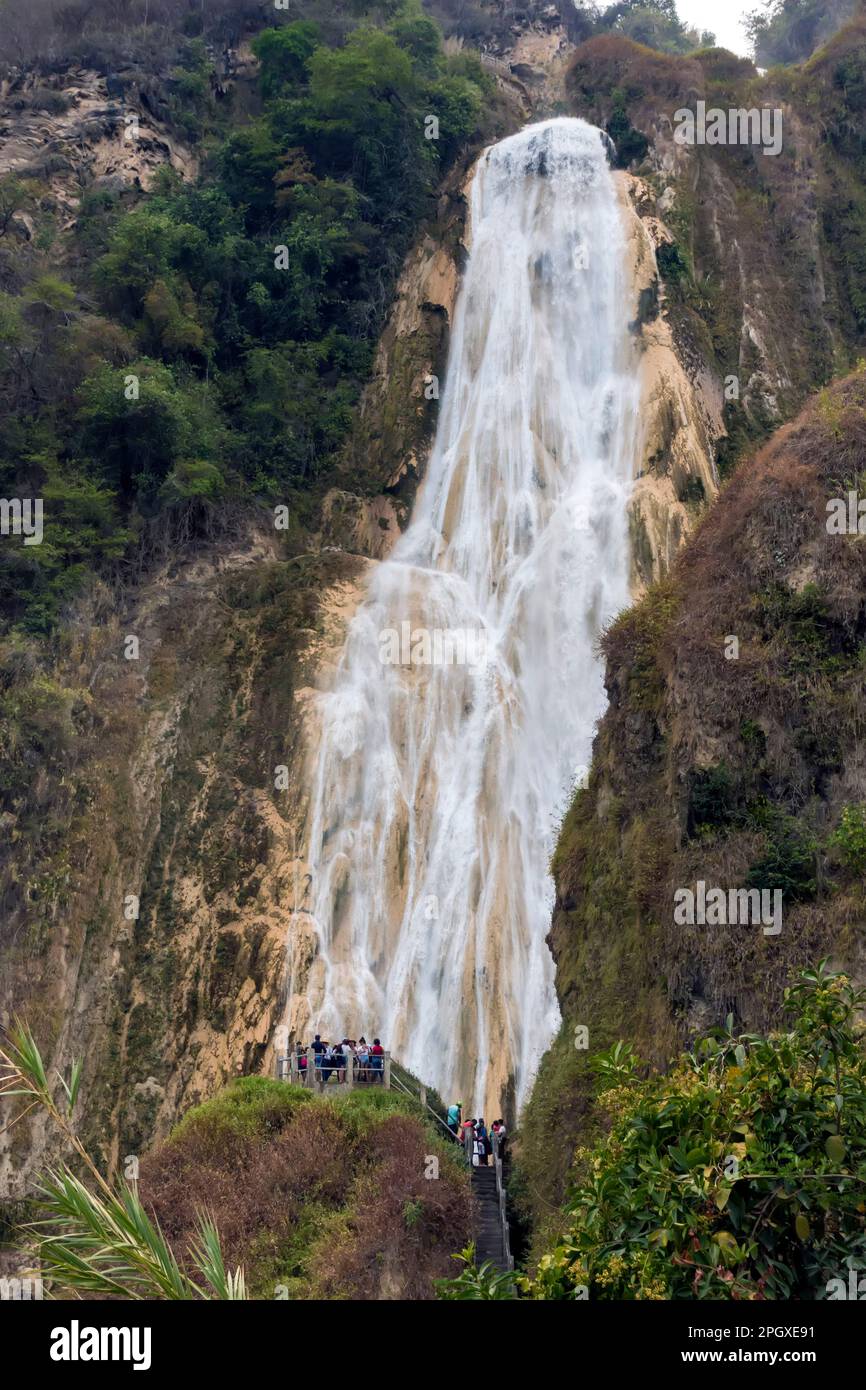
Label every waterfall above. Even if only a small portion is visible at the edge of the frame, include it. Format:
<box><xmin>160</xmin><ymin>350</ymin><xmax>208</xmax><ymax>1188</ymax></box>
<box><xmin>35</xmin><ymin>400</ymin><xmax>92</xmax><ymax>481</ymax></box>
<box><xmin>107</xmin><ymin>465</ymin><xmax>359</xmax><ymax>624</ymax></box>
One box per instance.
<box><xmin>291</xmin><ymin>117</ymin><xmax>639</xmax><ymax>1117</ymax></box>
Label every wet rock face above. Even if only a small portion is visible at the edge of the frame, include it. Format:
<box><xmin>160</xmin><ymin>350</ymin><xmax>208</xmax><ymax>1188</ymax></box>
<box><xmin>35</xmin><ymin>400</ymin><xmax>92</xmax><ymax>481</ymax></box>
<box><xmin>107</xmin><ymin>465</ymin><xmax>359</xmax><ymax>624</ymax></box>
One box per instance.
<box><xmin>339</xmin><ymin>171</ymin><xmax>473</xmax><ymax>507</ymax></box>
<box><xmin>319</xmin><ymin>490</ymin><xmax>408</xmax><ymax>562</ymax></box>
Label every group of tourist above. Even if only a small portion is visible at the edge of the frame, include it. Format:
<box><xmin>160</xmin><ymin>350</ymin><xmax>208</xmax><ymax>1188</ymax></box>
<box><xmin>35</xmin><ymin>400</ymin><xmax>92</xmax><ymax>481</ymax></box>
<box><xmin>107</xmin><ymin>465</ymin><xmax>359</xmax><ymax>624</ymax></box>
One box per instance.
<box><xmin>288</xmin><ymin>1048</ymin><xmax>506</xmax><ymax>1164</ymax></box>
<box><xmin>446</xmin><ymin>1104</ymin><xmax>507</xmax><ymax>1166</ymax></box>
<box><xmin>294</xmin><ymin>1035</ymin><xmax>385</xmax><ymax>1086</ymax></box>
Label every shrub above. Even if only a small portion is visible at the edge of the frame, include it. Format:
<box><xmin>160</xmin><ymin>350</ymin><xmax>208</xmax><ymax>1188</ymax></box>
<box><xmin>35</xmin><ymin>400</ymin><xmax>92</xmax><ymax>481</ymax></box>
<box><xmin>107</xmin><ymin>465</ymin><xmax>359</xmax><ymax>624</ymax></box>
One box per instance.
<box><xmin>746</xmin><ymin>806</ymin><xmax>818</xmax><ymax>901</ymax></box>
<box><xmin>829</xmin><ymin>803</ymin><xmax>866</xmax><ymax>874</ymax></box>
<box><xmin>752</xmin><ymin>582</ymin><xmax>857</xmax><ymax>674</ymax></box>
<box><xmin>656</xmin><ymin>239</ymin><xmax>690</xmax><ymax>285</ymax></box>
<box><xmin>521</xmin><ymin>963</ymin><xmax>866</xmax><ymax>1301</ymax></box>
<box><xmin>140</xmin><ymin>1076</ymin><xmax>471</xmax><ymax>1299</ymax></box>
<box><xmin>252</xmin><ymin>22</ymin><xmax>322</xmax><ymax>100</ymax></box>
<box><xmin>677</xmin><ymin>474</ymin><xmax>706</xmax><ymax>505</ymax></box>
<box><xmin>606</xmin><ymin>103</ymin><xmax>650</xmax><ymax>166</ymax></box>
<box><xmin>687</xmin><ymin>762</ymin><xmax>737</xmax><ymax>836</ymax></box>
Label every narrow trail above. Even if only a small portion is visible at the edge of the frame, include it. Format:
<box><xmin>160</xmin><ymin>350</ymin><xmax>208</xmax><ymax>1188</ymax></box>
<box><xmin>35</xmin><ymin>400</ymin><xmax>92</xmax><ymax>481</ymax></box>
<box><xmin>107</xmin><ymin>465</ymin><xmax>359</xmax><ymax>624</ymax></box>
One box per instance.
<box><xmin>470</xmin><ymin>1156</ymin><xmax>512</xmax><ymax>1274</ymax></box>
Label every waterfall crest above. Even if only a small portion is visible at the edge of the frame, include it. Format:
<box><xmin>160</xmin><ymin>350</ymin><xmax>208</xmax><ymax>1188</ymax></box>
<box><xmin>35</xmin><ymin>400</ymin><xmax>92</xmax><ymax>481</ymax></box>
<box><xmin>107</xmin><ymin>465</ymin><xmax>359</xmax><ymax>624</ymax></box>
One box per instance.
<box><xmin>291</xmin><ymin>117</ymin><xmax>639</xmax><ymax>1116</ymax></box>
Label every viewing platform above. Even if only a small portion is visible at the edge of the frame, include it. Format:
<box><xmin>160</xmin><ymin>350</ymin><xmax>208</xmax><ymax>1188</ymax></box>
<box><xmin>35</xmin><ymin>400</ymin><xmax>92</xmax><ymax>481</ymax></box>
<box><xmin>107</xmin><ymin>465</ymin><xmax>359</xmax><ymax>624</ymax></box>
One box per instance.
<box><xmin>276</xmin><ymin>1051</ymin><xmax>392</xmax><ymax>1093</ymax></box>
<box><xmin>276</xmin><ymin>1048</ymin><xmax>513</xmax><ymax>1274</ymax></box>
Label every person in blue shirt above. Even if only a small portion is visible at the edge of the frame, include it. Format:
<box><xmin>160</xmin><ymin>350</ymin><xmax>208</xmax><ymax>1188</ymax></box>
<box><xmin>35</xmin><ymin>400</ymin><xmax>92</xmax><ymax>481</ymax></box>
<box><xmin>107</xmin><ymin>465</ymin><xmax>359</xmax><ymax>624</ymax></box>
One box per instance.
<box><xmin>310</xmin><ymin>1035</ymin><xmax>327</xmax><ymax>1089</ymax></box>
<box><xmin>474</xmin><ymin>1118</ymin><xmax>491</xmax><ymax>1166</ymax></box>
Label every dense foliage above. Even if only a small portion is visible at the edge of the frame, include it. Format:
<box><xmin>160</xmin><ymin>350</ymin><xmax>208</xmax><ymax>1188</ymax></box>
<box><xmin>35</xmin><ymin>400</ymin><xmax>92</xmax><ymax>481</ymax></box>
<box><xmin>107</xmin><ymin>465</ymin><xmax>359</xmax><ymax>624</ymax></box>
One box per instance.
<box><xmin>566</xmin><ymin>0</ymin><xmax>715</xmax><ymax>53</ymax></box>
<box><xmin>0</xmin><ymin>0</ymin><xmax>311</xmax><ymax>69</ymax></box>
<box><xmin>524</xmin><ymin>964</ymin><xmax>866</xmax><ymax>1300</ymax></box>
<box><xmin>444</xmin><ymin>965</ymin><xmax>866</xmax><ymax>1301</ymax></box>
<box><xmin>0</xmin><ymin>3</ymin><xmax>495</xmax><ymax>631</ymax></box>
<box><xmin>747</xmin><ymin>0</ymin><xmax>857</xmax><ymax>66</ymax></box>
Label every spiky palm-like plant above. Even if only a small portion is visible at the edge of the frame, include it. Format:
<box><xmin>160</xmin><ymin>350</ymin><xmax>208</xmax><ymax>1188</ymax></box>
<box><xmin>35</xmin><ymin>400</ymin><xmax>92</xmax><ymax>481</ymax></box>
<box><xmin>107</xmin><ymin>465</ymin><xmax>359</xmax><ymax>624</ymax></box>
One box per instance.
<box><xmin>0</xmin><ymin>1021</ymin><xmax>246</xmax><ymax>1300</ymax></box>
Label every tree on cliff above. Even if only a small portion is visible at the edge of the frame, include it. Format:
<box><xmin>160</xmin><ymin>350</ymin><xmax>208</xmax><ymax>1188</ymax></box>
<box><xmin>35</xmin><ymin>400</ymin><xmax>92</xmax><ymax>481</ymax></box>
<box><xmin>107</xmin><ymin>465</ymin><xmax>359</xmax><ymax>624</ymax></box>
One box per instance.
<box><xmin>567</xmin><ymin>0</ymin><xmax>715</xmax><ymax>53</ymax></box>
<box><xmin>746</xmin><ymin>0</ymin><xmax>858</xmax><ymax>65</ymax></box>
<box><xmin>444</xmin><ymin>963</ymin><xmax>866</xmax><ymax>1300</ymax></box>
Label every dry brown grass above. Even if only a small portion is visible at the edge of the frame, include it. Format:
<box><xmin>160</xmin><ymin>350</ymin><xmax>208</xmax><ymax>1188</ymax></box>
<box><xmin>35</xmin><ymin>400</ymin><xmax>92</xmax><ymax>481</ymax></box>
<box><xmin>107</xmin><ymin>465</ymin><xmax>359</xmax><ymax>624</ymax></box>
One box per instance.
<box><xmin>565</xmin><ymin>34</ymin><xmax>706</xmax><ymax>124</ymax></box>
<box><xmin>309</xmin><ymin>1114</ymin><xmax>472</xmax><ymax>1300</ymax></box>
<box><xmin>609</xmin><ymin>370</ymin><xmax>866</xmax><ymax>990</ymax></box>
<box><xmin>138</xmin><ymin>1081</ymin><xmax>471</xmax><ymax>1300</ymax></box>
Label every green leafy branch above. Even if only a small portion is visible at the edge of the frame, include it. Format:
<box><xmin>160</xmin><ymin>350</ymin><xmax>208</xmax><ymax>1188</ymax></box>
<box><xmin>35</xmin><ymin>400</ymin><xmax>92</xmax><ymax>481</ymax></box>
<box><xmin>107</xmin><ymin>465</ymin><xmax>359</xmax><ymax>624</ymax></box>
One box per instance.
<box><xmin>0</xmin><ymin>1020</ymin><xmax>246</xmax><ymax>1300</ymax></box>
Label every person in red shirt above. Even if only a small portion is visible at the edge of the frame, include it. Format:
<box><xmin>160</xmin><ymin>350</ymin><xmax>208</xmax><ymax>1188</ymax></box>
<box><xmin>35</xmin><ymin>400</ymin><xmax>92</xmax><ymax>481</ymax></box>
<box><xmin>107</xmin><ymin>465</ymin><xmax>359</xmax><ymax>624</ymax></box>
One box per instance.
<box><xmin>459</xmin><ymin>1118</ymin><xmax>475</xmax><ymax>1160</ymax></box>
<box><xmin>370</xmin><ymin>1038</ymin><xmax>384</xmax><ymax>1084</ymax></box>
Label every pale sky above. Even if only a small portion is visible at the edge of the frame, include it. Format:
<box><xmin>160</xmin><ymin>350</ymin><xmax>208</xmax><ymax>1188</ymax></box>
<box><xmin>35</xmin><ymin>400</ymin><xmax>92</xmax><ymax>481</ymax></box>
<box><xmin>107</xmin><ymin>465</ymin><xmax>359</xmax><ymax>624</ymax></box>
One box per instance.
<box><xmin>677</xmin><ymin>0</ymin><xmax>754</xmax><ymax>57</ymax></box>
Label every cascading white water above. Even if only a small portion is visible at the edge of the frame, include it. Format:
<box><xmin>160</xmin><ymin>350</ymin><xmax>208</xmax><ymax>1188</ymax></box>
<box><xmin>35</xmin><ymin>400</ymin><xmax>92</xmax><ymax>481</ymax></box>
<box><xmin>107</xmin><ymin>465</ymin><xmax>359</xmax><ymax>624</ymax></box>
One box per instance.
<box><xmin>291</xmin><ymin>117</ymin><xmax>639</xmax><ymax>1117</ymax></box>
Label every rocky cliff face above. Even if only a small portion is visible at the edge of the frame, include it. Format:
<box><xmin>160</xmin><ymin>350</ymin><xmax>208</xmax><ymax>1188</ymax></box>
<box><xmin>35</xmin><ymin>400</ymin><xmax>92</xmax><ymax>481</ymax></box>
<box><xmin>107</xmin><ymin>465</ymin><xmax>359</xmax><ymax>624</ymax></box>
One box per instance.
<box><xmin>518</xmin><ymin>365</ymin><xmax>866</xmax><ymax>1239</ymax></box>
<box><xmin>566</xmin><ymin>28</ymin><xmax>866</xmax><ymax>590</ymax></box>
<box><xmin>0</xmin><ymin>65</ymin><xmax>199</xmax><ymax>211</ymax></box>
<box><xmin>0</xmin><ymin>521</ymin><xmax>372</xmax><ymax>1192</ymax></box>
<box><xmin>618</xmin><ymin>171</ymin><xmax>722</xmax><ymax>590</ymax></box>
<box><xmin>515</xmin><ymin>21</ymin><xmax>866</xmax><ymax>1239</ymax></box>
<box><xmin>0</xmin><ymin>48</ymin><xmax>524</xmax><ymax>1193</ymax></box>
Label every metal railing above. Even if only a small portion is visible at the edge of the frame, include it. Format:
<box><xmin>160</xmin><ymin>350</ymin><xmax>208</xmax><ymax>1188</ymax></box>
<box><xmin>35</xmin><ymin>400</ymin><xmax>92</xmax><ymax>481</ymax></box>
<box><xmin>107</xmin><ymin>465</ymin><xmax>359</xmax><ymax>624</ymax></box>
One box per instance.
<box><xmin>492</xmin><ymin>1131</ymin><xmax>514</xmax><ymax>1271</ymax></box>
<box><xmin>388</xmin><ymin>1064</ymin><xmax>455</xmax><ymax>1140</ymax></box>
<box><xmin>275</xmin><ymin>1050</ymin><xmax>452</xmax><ymax>1142</ymax></box>
<box><xmin>276</xmin><ymin>1050</ymin><xmax>391</xmax><ymax>1091</ymax></box>
<box><xmin>462</xmin><ymin>1127</ymin><xmax>514</xmax><ymax>1270</ymax></box>
<box><xmin>463</xmin><ymin>1126</ymin><xmax>474</xmax><ymax>1164</ymax></box>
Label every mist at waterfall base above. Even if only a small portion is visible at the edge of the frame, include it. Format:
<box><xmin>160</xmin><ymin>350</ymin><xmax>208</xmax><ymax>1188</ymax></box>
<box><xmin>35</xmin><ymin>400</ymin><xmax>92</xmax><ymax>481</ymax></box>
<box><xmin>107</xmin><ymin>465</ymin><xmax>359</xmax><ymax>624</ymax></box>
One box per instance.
<box><xmin>291</xmin><ymin>118</ymin><xmax>639</xmax><ymax>1119</ymax></box>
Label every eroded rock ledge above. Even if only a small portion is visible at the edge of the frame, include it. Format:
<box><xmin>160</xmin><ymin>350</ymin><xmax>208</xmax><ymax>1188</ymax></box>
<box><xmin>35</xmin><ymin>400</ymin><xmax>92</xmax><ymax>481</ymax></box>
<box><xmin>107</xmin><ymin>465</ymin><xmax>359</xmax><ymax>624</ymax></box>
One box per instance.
<box><xmin>618</xmin><ymin>171</ymin><xmax>723</xmax><ymax>592</ymax></box>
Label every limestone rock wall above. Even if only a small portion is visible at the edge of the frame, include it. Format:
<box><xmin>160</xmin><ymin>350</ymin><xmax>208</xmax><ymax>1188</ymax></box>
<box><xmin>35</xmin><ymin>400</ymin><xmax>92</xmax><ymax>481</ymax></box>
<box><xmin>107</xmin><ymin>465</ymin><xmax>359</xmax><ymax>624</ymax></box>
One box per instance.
<box><xmin>618</xmin><ymin>172</ymin><xmax>724</xmax><ymax>592</ymax></box>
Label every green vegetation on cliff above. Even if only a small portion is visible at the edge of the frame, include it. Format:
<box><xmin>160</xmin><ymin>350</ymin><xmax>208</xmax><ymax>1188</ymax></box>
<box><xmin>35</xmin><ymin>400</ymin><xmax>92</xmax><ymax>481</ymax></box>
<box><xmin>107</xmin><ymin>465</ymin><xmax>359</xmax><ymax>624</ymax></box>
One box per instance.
<box><xmin>0</xmin><ymin>2</ymin><xmax>499</xmax><ymax>632</ymax></box>
<box><xmin>517</xmin><ymin>365</ymin><xmax>866</xmax><ymax>1249</ymax></box>
<box><xmin>585</xmin><ymin>1</ymin><xmax>715</xmax><ymax>54</ymax></box>
<box><xmin>523</xmin><ymin>965</ymin><xmax>866</xmax><ymax>1300</ymax></box>
<box><xmin>0</xmin><ymin>0</ymin><xmax>512</xmax><ymax>1193</ymax></box>
<box><xmin>2</xmin><ymin>1024</ymin><xmax>471</xmax><ymax>1301</ymax></box>
<box><xmin>748</xmin><ymin>0</ymin><xmax>858</xmax><ymax>67</ymax></box>
<box><xmin>566</xmin><ymin>18</ymin><xmax>866</xmax><ymax>477</ymax></box>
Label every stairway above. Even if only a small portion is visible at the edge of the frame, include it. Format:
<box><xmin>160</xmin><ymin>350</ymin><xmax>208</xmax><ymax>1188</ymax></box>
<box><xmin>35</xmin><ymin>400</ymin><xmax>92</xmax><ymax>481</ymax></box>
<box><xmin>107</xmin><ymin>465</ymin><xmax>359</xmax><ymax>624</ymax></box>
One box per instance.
<box><xmin>471</xmin><ymin>1164</ymin><xmax>509</xmax><ymax>1272</ymax></box>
